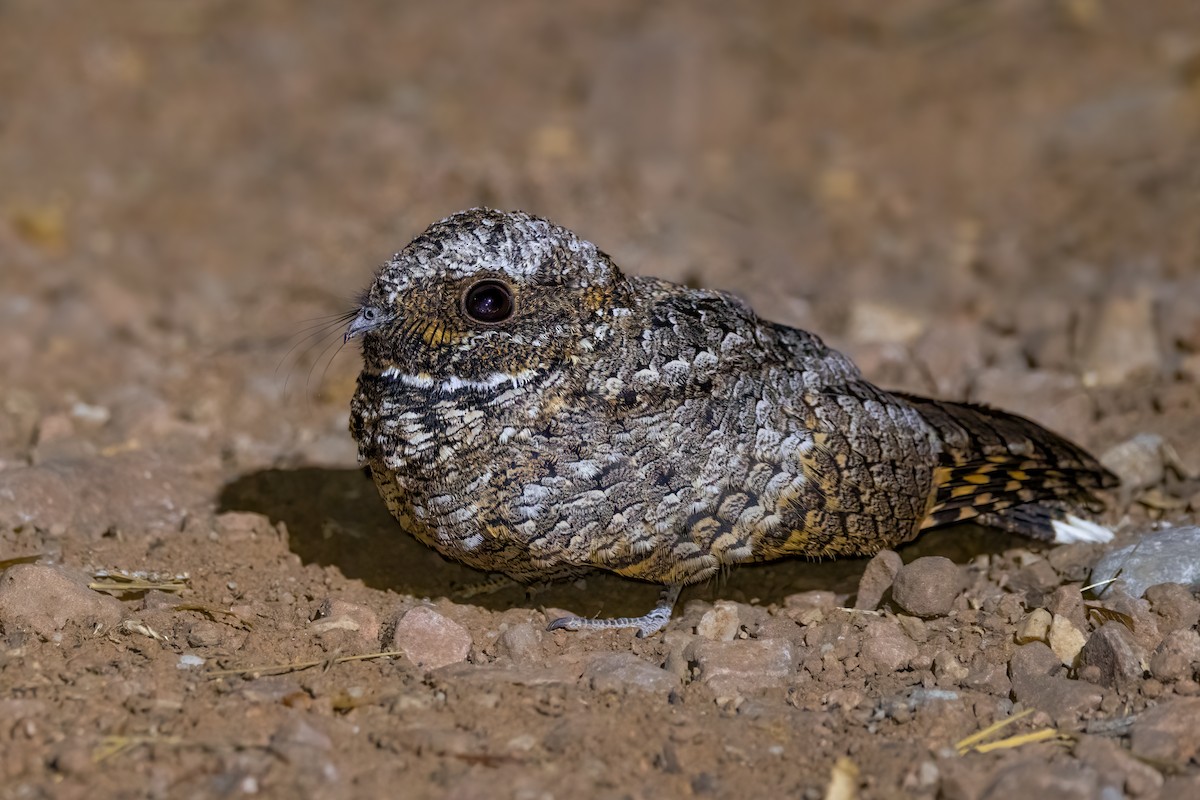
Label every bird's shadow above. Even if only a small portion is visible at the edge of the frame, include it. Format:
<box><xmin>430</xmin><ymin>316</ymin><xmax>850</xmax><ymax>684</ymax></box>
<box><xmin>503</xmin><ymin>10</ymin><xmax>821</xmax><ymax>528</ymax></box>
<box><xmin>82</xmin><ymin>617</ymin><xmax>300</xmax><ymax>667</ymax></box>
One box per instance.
<box><xmin>218</xmin><ymin>467</ymin><xmax>1022</xmax><ymax>619</ymax></box>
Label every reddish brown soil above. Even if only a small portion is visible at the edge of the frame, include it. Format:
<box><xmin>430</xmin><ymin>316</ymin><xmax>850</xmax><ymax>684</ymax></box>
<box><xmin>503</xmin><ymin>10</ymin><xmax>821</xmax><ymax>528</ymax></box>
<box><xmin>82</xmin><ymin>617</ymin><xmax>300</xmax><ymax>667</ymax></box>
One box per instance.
<box><xmin>2</xmin><ymin>2</ymin><xmax>1200</xmax><ymax>798</ymax></box>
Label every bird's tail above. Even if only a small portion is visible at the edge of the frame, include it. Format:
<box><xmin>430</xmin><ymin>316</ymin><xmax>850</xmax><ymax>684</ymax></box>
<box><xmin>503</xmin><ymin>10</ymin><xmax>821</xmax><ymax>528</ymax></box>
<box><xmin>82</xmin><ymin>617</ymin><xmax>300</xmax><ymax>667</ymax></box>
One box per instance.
<box><xmin>898</xmin><ymin>394</ymin><xmax>1119</xmax><ymax>543</ymax></box>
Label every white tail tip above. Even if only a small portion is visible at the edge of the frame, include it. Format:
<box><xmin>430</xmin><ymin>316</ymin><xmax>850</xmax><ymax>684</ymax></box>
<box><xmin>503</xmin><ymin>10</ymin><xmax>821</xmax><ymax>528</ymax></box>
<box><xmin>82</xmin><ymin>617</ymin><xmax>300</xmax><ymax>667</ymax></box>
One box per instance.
<box><xmin>1051</xmin><ymin>514</ymin><xmax>1114</xmax><ymax>544</ymax></box>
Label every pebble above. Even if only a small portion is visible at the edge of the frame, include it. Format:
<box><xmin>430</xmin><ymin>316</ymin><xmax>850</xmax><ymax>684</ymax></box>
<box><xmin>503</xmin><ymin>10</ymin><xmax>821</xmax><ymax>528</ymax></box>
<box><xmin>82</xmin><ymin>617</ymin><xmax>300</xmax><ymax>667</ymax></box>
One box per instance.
<box><xmin>891</xmin><ymin>557</ymin><xmax>963</xmax><ymax>617</ymax></box>
<box><xmin>0</xmin><ymin>564</ymin><xmax>125</xmax><ymax>637</ymax></box>
<box><xmin>1015</xmin><ymin>608</ymin><xmax>1052</xmax><ymax>644</ymax></box>
<box><xmin>1009</xmin><ymin>642</ymin><xmax>1102</xmax><ymax>724</ymax></box>
<box><xmin>583</xmin><ymin>652</ymin><xmax>678</xmax><ymax>695</ymax></box>
<box><xmin>498</xmin><ymin>622</ymin><xmax>544</xmax><ymax>663</ymax></box>
<box><xmin>1099</xmin><ymin>433</ymin><xmax>1176</xmax><ymax>494</ymax></box>
<box><xmin>386</xmin><ymin>606</ymin><xmax>472</xmax><ymax>670</ymax></box>
<box><xmin>971</xmin><ymin>369</ymin><xmax>1093</xmax><ymax>443</ymax></box>
<box><xmin>1047</xmin><ymin>615</ymin><xmax>1088</xmax><ymax>667</ymax></box>
<box><xmin>1144</xmin><ymin>582</ymin><xmax>1200</xmax><ymax>633</ymax></box>
<box><xmin>1080</xmin><ymin>288</ymin><xmax>1161</xmax><ymax>388</ymax></box>
<box><xmin>1078</xmin><ymin>623</ymin><xmax>1147</xmax><ymax>689</ymax></box>
<box><xmin>1129</xmin><ymin>697</ymin><xmax>1200</xmax><ymax>768</ymax></box>
<box><xmin>854</xmin><ymin>550</ymin><xmax>902</xmax><ymax>611</ymax></box>
<box><xmin>695</xmin><ymin>600</ymin><xmax>741</xmax><ymax>641</ymax></box>
<box><xmin>1149</xmin><ymin>629</ymin><xmax>1200</xmax><ymax>683</ymax></box>
<box><xmin>1090</xmin><ymin>527</ymin><xmax>1200</xmax><ymax>598</ymax></box>
<box><xmin>979</xmin><ymin>760</ymin><xmax>1099</xmax><ymax>800</ymax></box>
<box><xmin>692</xmin><ymin>638</ymin><xmax>794</xmax><ymax>696</ymax></box>
<box><xmin>859</xmin><ymin>618</ymin><xmax>918</xmax><ymax>674</ymax></box>
<box><xmin>311</xmin><ymin>598</ymin><xmax>380</xmax><ymax>643</ymax></box>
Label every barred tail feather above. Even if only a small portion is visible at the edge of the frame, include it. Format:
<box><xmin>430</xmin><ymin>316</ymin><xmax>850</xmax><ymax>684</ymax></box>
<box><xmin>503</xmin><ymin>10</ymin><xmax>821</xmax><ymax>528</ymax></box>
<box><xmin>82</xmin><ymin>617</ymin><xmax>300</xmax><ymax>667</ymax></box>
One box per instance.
<box><xmin>895</xmin><ymin>394</ymin><xmax>1118</xmax><ymax>539</ymax></box>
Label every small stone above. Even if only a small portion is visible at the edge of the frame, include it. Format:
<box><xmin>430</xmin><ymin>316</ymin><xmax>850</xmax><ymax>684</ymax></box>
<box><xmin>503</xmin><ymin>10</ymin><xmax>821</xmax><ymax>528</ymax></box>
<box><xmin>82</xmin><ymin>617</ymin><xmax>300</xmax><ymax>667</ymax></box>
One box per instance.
<box><xmin>311</xmin><ymin>598</ymin><xmax>380</xmax><ymax>642</ymax></box>
<box><xmin>1046</xmin><ymin>585</ymin><xmax>1088</xmax><ymax>632</ymax></box>
<box><xmin>1078</xmin><ymin>623</ymin><xmax>1147</xmax><ymax>689</ymax></box>
<box><xmin>386</xmin><ymin>606</ymin><xmax>472</xmax><ymax>670</ymax></box>
<box><xmin>1071</xmin><ymin>737</ymin><xmax>1164</xmax><ymax>800</ymax></box>
<box><xmin>891</xmin><ymin>557</ymin><xmax>963</xmax><ymax>617</ymax></box>
<box><xmin>933</xmin><ymin>652</ymin><xmax>970</xmax><ymax>684</ymax></box>
<box><xmin>498</xmin><ymin>622</ymin><xmax>544</xmax><ymax>663</ymax></box>
<box><xmin>692</xmin><ymin>638</ymin><xmax>794</xmax><ymax>695</ymax></box>
<box><xmin>1048</xmin><ymin>615</ymin><xmax>1087</xmax><ymax>667</ymax></box>
<box><xmin>1015</xmin><ymin>608</ymin><xmax>1052</xmax><ymax>644</ymax></box>
<box><xmin>783</xmin><ymin>591</ymin><xmax>837</xmax><ymax>611</ymax></box>
<box><xmin>980</xmin><ymin>761</ymin><xmax>1099</xmax><ymax>800</ymax></box>
<box><xmin>1099</xmin><ymin>433</ymin><xmax>1173</xmax><ymax>493</ymax></box>
<box><xmin>583</xmin><ymin>652</ymin><xmax>677</xmax><ymax>695</ymax></box>
<box><xmin>186</xmin><ymin>620</ymin><xmax>225</xmax><ymax>647</ymax></box>
<box><xmin>846</xmin><ymin>301</ymin><xmax>926</xmax><ymax>345</ymax></box>
<box><xmin>696</xmin><ymin>601</ymin><xmax>741</xmax><ymax>641</ymax></box>
<box><xmin>0</xmin><ymin>564</ymin><xmax>124</xmax><ymax>637</ymax></box>
<box><xmin>1149</xmin><ymin>629</ymin><xmax>1200</xmax><ymax>682</ymax></box>
<box><xmin>1091</xmin><ymin>527</ymin><xmax>1200</xmax><ymax>598</ymax></box>
<box><xmin>854</xmin><ymin>550</ymin><xmax>902</xmax><ymax>611</ymax></box>
<box><xmin>859</xmin><ymin>618</ymin><xmax>918</xmax><ymax>674</ymax></box>
<box><xmin>1081</xmin><ymin>288</ymin><xmax>1162</xmax><ymax>388</ymax></box>
<box><xmin>1130</xmin><ymin>697</ymin><xmax>1200</xmax><ymax>768</ymax></box>
<box><xmin>1009</xmin><ymin>642</ymin><xmax>1102</xmax><ymax>725</ymax></box>
<box><xmin>1144</xmin><ymin>582</ymin><xmax>1200</xmax><ymax>633</ymax></box>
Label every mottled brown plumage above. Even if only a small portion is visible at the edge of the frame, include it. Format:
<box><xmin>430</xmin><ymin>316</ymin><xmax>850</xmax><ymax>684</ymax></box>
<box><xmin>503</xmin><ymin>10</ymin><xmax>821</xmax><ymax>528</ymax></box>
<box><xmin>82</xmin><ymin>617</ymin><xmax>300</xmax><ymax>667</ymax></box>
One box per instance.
<box><xmin>347</xmin><ymin>209</ymin><xmax>1117</xmax><ymax>635</ymax></box>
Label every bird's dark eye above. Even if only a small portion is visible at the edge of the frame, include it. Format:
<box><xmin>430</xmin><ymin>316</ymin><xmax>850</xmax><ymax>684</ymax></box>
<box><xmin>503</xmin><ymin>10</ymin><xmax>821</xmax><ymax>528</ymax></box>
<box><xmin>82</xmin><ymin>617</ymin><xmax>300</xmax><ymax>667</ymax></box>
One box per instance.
<box><xmin>462</xmin><ymin>280</ymin><xmax>515</xmax><ymax>324</ymax></box>
<box><xmin>361</xmin><ymin>307</ymin><xmax>379</xmax><ymax>321</ymax></box>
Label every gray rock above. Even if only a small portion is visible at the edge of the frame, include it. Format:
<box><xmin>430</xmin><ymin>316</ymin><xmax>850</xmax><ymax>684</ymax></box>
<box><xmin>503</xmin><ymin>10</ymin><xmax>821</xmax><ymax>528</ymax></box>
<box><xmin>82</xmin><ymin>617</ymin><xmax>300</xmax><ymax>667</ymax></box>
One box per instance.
<box><xmin>854</xmin><ymin>550</ymin><xmax>902</xmax><ymax>611</ymax></box>
<box><xmin>1080</xmin><ymin>288</ymin><xmax>1162</xmax><ymax>388</ymax></box>
<box><xmin>692</xmin><ymin>638</ymin><xmax>794</xmax><ymax>696</ymax></box>
<box><xmin>0</xmin><ymin>564</ymin><xmax>125</xmax><ymax>637</ymax></box>
<box><xmin>891</xmin><ymin>557</ymin><xmax>963</xmax><ymax>617</ymax></box>
<box><xmin>1078</xmin><ymin>623</ymin><xmax>1146</xmax><ymax>689</ymax></box>
<box><xmin>386</xmin><ymin>606</ymin><xmax>472</xmax><ymax>670</ymax></box>
<box><xmin>498</xmin><ymin>622</ymin><xmax>544</xmax><ymax>664</ymax></box>
<box><xmin>981</xmin><ymin>761</ymin><xmax>1099</xmax><ymax>800</ymax></box>
<box><xmin>1091</xmin><ymin>527</ymin><xmax>1200</xmax><ymax>598</ymax></box>
<box><xmin>1130</xmin><ymin>697</ymin><xmax>1200</xmax><ymax>768</ymax></box>
<box><xmin>1009</xmin><ymin>642</ymin><xmax>1102</xmax><ymax>725</ymax></box>
<box><xmin>583</xmin><ymin>652</ymin><xmax>677</xmax><ymax>695</ymax></box>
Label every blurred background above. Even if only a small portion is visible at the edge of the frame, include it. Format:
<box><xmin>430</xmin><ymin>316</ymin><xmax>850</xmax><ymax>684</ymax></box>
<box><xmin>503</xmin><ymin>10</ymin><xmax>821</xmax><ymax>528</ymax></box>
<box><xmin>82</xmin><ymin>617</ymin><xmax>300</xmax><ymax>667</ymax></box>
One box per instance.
<box><xmin>2</xmin><ymin>0</ymin><xmax>1199</xmax><ymax>477</ymax></box>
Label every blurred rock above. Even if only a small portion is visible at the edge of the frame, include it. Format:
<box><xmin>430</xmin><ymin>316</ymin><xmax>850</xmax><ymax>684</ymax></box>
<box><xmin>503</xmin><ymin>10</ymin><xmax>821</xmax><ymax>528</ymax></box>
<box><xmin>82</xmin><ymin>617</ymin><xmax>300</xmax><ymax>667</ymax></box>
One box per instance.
<box><xmin>1078</xmin><ymin>622</ymin><xmax>1146</xmax><ymax>689</ymax></box>
<box><xmin>1048</xmin><ymin>615</ymin><xmax>1087</xmax><ymax>667</ymax></box>
<box><xmin>1091</xmin><ymin>527</ymin><xmax>1200</xmax><ymax>598</ymax></box>
<box><xmin>1130</xmin><ymin>697</ymin><xmax>1200</xmax><ymax>768</ymax></box>
<box><xmin>1149</xmin><ymin>629</ymin><xmax>1200</xmax><ymax>683</ymax></box>
<box><xmin>386</xmin><ymin>606</ymin><xmax>472</xmax><ymax>670</ymax></box>
<box><xmin>0</xmin><ymin>564</ymin><xmax>125</xmax><ymax>637</ymax></box>
<box><xmin>311</xmin><ymin>598</ymin><xmax>380</xmax><ymax>643</ymax></box>
<box><xmin>498</xmin><ymin>621</ymin><xmax>544</xmax><ymax>664</ymax></box>
<box><xmin>859</xmin><ymin>618</ymin><xmax>918</xmax><ymax>674</ymax></box>
<box><xmin>854</xmin><ymin>549</ymin><xmax>902</xmax><ymax>611</ymax></box>
<box><xmin>584</xmin><ymin>652</ymin><xmax>677</xmax><ymax>695</ymax></box>
<box><xmin>1009</xmin><ymin>642</ymin><xmax>1102</xmax><ymax>724</ymax></box>
<box><xmin>695</xmin><ymin>600</ymin><xmax>740</xmax><ymax>641</ymax></box>
<box><xmin>1015</xmin><ymin>609</ymin><xmax>1052</xmax><ymax>644</ymax></box>
<box><xmin>891</xmin><ymin>557</ymin><xmax>963</xmax><ymax>618</ymax></box>
<box><xmin>846</xmin><ymin>300</ymin><xmax>926</xmax><ymax>345</ymax></box>
<box><xmin>1144</xmin><ymin>582</ymin><xmax>1200</xmax><ymax>633</ymax></box>
<box><xmin>970</xmin><ymin>369</ymin><xmax>1093</xmax><ymax>443</ymax></box>
<box><xmin>1099</xmin><ymin>433</ymin><xmax>1178</xmax><ymax>494</ymax></box>
<box><xmin>979</xmin><ymin>760</ymin><xmax>1099</xmax><ymax>800</ymax></box>
<box><xmin>692</xmin><ymin>638</ymin><xmax>794</xmax><ymax>696</ymax></box>
<box><xmin>1080</xmin><ymin>288</ymin><xmax>1162</xmax><ymax>388</ymax></box>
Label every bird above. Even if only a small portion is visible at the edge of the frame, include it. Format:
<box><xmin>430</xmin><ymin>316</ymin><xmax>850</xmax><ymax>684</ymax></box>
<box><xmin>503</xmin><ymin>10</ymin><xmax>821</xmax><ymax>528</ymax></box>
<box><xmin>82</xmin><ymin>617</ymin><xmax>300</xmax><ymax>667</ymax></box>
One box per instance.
<box><xmin>346</xmin><ymin>208</ymin><xmax>1117</xmax><ymax>636</ymax></box>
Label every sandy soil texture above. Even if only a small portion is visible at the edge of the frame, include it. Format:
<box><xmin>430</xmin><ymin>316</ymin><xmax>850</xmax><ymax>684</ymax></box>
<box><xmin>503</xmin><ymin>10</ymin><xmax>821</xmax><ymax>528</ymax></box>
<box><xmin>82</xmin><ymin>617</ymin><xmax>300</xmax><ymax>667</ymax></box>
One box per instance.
<box><xmin>2</xmin><ymin>2</ymin><xmax>1200</xmax><ymax>798</ymax></box>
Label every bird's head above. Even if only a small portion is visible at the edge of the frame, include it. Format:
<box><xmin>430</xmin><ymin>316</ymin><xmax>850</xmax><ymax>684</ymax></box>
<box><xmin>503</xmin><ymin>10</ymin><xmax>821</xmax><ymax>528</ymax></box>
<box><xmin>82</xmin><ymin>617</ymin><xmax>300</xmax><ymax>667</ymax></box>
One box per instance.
<box><xmin>347</xmin><ymin>208</ymin><xmax>628</xmax><ymax>390</ymax></box>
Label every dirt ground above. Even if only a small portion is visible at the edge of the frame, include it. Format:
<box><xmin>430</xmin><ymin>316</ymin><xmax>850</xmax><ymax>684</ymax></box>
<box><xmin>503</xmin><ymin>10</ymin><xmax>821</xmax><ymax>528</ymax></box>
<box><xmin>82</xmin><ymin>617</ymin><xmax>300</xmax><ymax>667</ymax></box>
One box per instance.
<box><xmin>3</xmin><ymin>2</ymin><xmax>1200</xmax><ymax>798</ymax></box>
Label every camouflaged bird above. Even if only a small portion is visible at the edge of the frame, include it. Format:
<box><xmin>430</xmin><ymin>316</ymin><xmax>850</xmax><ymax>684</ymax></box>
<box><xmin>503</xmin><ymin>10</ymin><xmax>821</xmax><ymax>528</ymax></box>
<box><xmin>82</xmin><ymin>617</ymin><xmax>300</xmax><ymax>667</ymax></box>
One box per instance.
<box><xmin>347</xmin><ymin>208</ymin><xmax>1117</xmax><ymax>636</ymax></box>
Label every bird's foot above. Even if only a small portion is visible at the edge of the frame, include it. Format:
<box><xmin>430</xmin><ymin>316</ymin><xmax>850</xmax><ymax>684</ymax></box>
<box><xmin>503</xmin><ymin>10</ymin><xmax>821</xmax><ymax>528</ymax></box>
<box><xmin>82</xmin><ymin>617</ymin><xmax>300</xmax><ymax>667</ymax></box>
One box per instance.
<box><xmin>546</xmin><ymin>585</ymin><xmax>681</xmax><ymax>638</ymax></box>
<box><xmin>454</xmin><ymin>574</ymin><xmax>520</xmax><ymax>600</ymax></box>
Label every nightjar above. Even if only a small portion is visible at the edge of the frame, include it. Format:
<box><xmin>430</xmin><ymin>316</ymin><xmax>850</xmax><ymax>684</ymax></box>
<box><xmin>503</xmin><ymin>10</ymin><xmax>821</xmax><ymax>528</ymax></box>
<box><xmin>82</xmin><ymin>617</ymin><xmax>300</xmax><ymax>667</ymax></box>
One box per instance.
<box><xmin>347</xmin><ymin>208</ymin><xmax>1116</xmax><ymax>636</ymax></box>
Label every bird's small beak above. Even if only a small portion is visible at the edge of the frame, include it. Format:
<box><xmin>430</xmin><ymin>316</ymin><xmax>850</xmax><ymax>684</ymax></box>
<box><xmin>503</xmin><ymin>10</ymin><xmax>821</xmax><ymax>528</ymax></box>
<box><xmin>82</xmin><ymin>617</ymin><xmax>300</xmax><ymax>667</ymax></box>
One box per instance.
<box><xmin>344</xmin><ymin>311</ymin><xmax>378</xmax><ymax>343</ymax></box>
